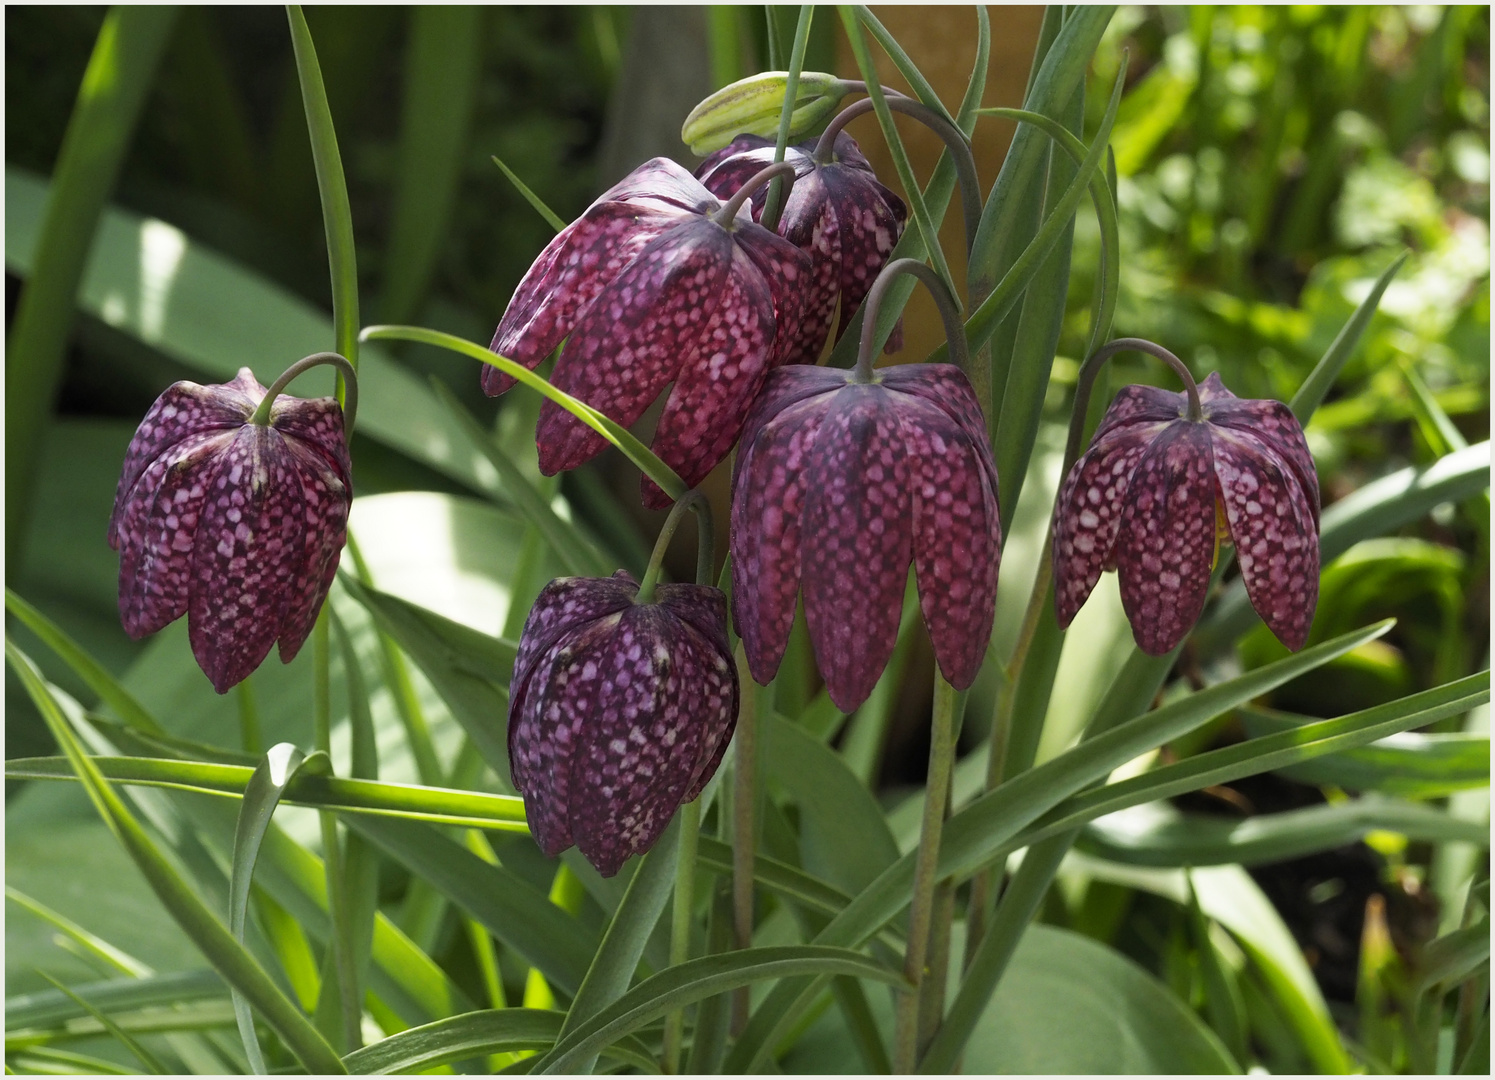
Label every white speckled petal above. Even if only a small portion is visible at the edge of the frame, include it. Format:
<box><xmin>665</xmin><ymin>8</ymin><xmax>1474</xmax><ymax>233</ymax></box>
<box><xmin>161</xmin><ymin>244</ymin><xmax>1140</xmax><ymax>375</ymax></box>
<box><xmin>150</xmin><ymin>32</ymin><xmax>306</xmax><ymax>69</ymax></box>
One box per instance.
<box><xmin>275</xmin><ymin>438</ymin><xmax>351</xmax><ymax>664</ymax></box>
<box><xmin>1201</xmin><ymin>377</ymin><xmax>1320</xmax><ymax>522</ymax></box>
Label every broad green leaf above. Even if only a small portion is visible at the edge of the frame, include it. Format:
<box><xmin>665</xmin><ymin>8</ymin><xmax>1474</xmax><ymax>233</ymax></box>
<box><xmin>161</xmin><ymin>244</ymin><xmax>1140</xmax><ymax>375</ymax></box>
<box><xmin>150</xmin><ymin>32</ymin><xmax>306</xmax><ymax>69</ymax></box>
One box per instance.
<box><xmin>955</xmin><ymin>925</ymin><xmax>1239</xmax><ymax>1074</ymax></box>
<box><xmin>1079</xmin><ymin>797</ymin><xmax>1488</xmax><ymax>868</ymax></box>
<box><xmin>4</xmin><ymin>166</ymin><xmax>502</xmax><ymax>497</ymax></box>
<box><xmin>537</xmin><ymin>946</ymin><xmax>909</xmax><ymax>1074</ymax></box>
<box><xmin>1239</xmin><ymin>704</ymin><xmax>1490</xmax><ymax>797</ymax></box>
<box><xmin>342</xmin><ymin>1009</ymin><xmax>656</xmax><ymax>1075</ymax></box>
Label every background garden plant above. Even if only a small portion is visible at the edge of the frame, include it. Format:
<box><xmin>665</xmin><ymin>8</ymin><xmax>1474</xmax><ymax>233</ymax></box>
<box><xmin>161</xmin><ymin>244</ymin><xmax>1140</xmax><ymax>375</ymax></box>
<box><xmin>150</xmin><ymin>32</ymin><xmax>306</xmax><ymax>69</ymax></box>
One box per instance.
<box><xmin>5</xmin><ymin>5</ymin><xmax>1489</xmax><ymax>1075</ymax></box>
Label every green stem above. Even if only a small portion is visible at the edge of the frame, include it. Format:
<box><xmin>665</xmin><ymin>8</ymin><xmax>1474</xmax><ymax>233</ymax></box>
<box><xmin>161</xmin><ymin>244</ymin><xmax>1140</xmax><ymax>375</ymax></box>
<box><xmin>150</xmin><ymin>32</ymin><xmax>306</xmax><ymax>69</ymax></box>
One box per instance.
<box><xmin>760</xmin><ymin>5</ymin><xmax>815</xmax><ymax>233</ymax></box>
<box><xmin>663</xmin><ymin>797</ymin><xmax>702</xmax><ymax>1072</ymax></box>
<box><xmin>1068</xmin><ymin>339</ymin><xmax>1203</xmax><ymax>457</ymax></box>
<box><xmin>248</xmin><ymin>352</ymin><xmax>359</xmax><ymax>434</ymax></box>
<box><xmin>712</xmin><ymin>161</ymin><xmax>799</xmax><ymax>228</ymax></box>
<box><xmin>5</xmin><ymin>6</ymin><xmax>177</xmax><ymax>575</ymax></box>
<box><xmin>636</xmin><ymin>490</ymin><xmax>714</xmax><ymax>605</ymax></box>
<box><xmin>235</xmin><ymin>677</ymin><xmax>261</xmax><ymax>756</ymax></box>
<box><xmin>854</xmin><ymin>258</ymin><xmax>968</xmax><ymax>383</ymax></box>
<box><xmin>892</xmin><ymin>673</ymin><xmax>962</xmax><ymax>1072</ymax></box>
<box><xmin>730</xmin><ymin>647</ymin><xmax>758</xmax><ymax>1035</ymax></box>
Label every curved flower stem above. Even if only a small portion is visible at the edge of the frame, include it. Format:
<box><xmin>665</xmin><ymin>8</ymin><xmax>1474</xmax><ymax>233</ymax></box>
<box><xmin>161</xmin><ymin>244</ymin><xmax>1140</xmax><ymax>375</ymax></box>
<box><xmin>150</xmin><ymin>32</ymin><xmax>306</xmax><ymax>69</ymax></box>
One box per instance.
<box><xmin>892</xmin><ymin>672</ymin><xmax>962</xmax><ymax>1072</ymax></box>
<box><xmin>814</xmin><ymin>95</ymin><xmax>981</xmax><ymax>258</ymax></box>
<box><xmin>1068</xmin><ymin>338</ymin><xmax>1204</xmax><ymax>461</ymax></box>
<box><xmin>712</xmin><ymin>160</ymin><xmax>799</xmax><ymax>228</ymax></box>
<box><xmin>359</xmin><ymin>325</ymin><xmax>687</xmax><ymax>502</ymax></box>
<box><xmin>662</xmin><ymin>796</ymin><xmax>702</xmax><ymax>1073</ymax></box>
<box><xmin>249</xmin><ymin>352</ymin><xmax>359</xmax><ymax>436</ymax></box>
<box><xmin>635</xmin><ymin>490</ymin><xmax>714</xmax><ymax>605</ymax></box>
<box><xmin>854</xmin><ymin>258</ymin><xmax>968</xmax><ymax>383</ymax></box>
<box><xmin>760</xmin><ymin>5</ymin><xmax>815</xmax><ymax>234</ymax></box>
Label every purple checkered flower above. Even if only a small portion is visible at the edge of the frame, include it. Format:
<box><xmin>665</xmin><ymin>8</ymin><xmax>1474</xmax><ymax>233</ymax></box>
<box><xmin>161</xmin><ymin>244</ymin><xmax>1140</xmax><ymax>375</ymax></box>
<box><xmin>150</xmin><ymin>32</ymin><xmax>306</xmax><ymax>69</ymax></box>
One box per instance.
<box><xmin>508</xmin><ymin>571</ymin><xmax>738</xmax><ymax>877</ymax></box>
<box><xmin>108</xmin><ymin>368</ymin><xmax>352</xmax><ymax>694</ymax></box>
<box><xmin>1053</xmin><ymin>372</ymin><xmax>1321</xmax><ymax>656</ymax></box>
<box><xmin>484</xmin><ymin>157</ymin><xmax>811</xmax><ymax>509</ymax></box>
<box><xmin>731</xmin><ymin>363</ymin><xmax>1001</xmax><ymax>713</ymax></box>
<box><xmin>696</xmin><ymin>132</ymin><xmax>908</xmax><ymax>366</ymax></box>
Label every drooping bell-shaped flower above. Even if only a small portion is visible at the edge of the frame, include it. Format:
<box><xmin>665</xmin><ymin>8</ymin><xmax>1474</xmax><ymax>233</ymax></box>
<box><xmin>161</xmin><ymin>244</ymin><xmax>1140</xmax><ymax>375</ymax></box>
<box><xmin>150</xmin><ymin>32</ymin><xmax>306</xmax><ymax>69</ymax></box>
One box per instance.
<box><xmin>1053</xmin><ymin>372</ymin><xmax>1321</xmax><ymax>656</ymax></box>
<box><xmin>508</xmin><ymin>571</ymin><xmax>738</xmax><ymax>877</ymax></box>
<box><xmin>696</xmin><ymin>131</ymin><xmax>908</xmax><ymax>367</ymax></box>
<box><xmin>484</xmin><ymin>157</ymin><xmax>812</xmax><ymax>508</ymax></box>
<box><xmin>108</xmin><ymin>367</ymin><xmax>352</xmax><ymax>694</ymax></box>
<box><xmin>730</xmin><ymin>363</ymin><xmax>1001</xmax><ymax>712</ymax></box>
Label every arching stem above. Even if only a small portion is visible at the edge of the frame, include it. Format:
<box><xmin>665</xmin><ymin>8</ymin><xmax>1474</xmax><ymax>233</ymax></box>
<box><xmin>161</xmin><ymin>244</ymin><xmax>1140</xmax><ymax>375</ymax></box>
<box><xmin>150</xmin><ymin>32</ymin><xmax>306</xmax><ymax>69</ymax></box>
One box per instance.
<box><xmin>248</xmin><ymin>352</ymin><xmax>359</xmax><ymax>438</ymax></box>
<box><xmin>636</xmin><ymin>490</ymin><xmax>715</xmax><ymax>605</ymax></box>
<box><xmin>712</xmin><ymin>161</ymin><xmax>798</xmax><ymax>228</ymax></box>
<box><xmin>1066</xmin><ymin>337</ymin><xmax>1203</xmax><ymax>470</ymax></box>
<box><xmin>854</xmin><ymin>258</ymin><xmax>969</xmax><ymax>383</ymax></box>
<box><xmin>815</xmin><ymin>95</ymin><xmax>981</xmax><ymax>257</ymax></box>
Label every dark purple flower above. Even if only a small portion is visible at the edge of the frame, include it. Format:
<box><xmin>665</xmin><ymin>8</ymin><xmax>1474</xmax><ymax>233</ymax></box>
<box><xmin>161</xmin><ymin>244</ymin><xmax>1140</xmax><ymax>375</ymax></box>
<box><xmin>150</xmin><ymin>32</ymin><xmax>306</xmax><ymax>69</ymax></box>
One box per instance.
<box><xmin>485</xmin><ymin>157</ymin><xmax>812</xmax><ymax>509</ymax></box>
<box><xmin>1053</xmin><ymin>372</ymin><xmax>1321</xmax><ymax>656</ymax></box>
<box><xmin>731</xmin><ymin>364</ymin><xmax>1001</xmax><ymax>712</ymax></box>
<box><xmin>508</xmin><ymin>571</ymin><xmax>738</xmax><ymax>877</ymax></box>
<box><xmin>108</xmin><ymin>369</ymin><xmax>352</xmax><ymax>694</ymax></box>
<box><xmin>696</xmin><ymin>132</ymin><xmax>908</xmax><ymax>367</ymax></box>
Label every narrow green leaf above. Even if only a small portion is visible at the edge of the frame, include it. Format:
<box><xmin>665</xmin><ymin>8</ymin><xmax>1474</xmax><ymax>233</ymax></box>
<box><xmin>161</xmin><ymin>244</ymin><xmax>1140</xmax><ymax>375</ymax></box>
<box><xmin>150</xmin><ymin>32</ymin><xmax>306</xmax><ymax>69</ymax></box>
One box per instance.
<box><xmin>6</xmin><ymin>971</ymin><xmax>224</xmax><ymax>1031</ymax></box>
<box><xmin>5</xmin><ymin>6</ymin><xmax>178</xmax><ymax>568</ymax></box>
<box><xmin>5</xmin><ymin>999</ymin><xmax>238</xmax><ymax>1051</ymax></box>
<box><xmin>33</xmin><ymin>972</ymin><xmax>167</xmax><ymax>1074</ymax></box>
<box><xmin>1186</xmin><ymin>874</ymin><xmax>1249</xmax><ymax>1066</ymax></box>
<box><xmin>853</xmin><ymin>6</ymin><xmax>958</xmax><ymax>126</ymax></box>
<box><xmin>9</xmin><ymin>1045</ymin><xmax>142</xmax><ymax>1075</ymax></box>
<box><xmin>492</xmin><ymin>156</ymin><xmax>567</xmax><ymax>234</ymax></box>
<box><xmin>1290</xmin><ymin>251</ymin><xmax>1409</xmax><ymax>422</ymax></box>
<box><xmin>759</xmin><ymin>5</ymin><xmax>814</xmax><ymax>232</ymax></box>
<box><xmin>342</xmin><ymin>1009</ymin><xmax>657</xmax><ymax>1075</ymax></box>
<box><xmin>5</xmin><ymin>887</ymin><xmax>150</xmax><ymax>978</ymax></box>
<box><xmin>5</xmin><ymin>642</ymin><xmax>345</xmax><ymax>1074</ymax></box>
<box><xmin>539</xmin><ymin>946</ymin><xmax>909</xmax><ymax>1074</ymax></box>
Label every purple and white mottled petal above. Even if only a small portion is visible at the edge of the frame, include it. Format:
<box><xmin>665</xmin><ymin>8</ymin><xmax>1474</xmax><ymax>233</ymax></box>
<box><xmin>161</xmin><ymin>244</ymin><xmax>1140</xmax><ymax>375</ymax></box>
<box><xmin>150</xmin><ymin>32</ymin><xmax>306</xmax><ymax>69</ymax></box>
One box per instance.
<box><xmin>1204</xmin><ymin>395</ymin><xmax>1320</xmax><ymax>522</ymax></box>
<box><xmin>269</xmin><ymin>397</ymin><xmax>351</xmax><ymax>486</ymax></box>
<box><xmin>756</xmin><ymin>176</ymin><xmax>839</xmax><ymax>366</ymax></box>
<box><xmin>116</xmin><ymin>431</ymin><xmax>236</xmax><ymax>638</ymax></box>
<box><xmin>822</xmin><ymin>167</ymin><xmax>905</xmax><ymax>341</ymax></box>
<box><xmin>736</xmin><ymin>365</ymin><xmax>847</xmax><ymax>452</ymax></box>
<box><xmin>1091</xmin><ymin>383</ymin><xmax>1187</xmax><ymax>443</ymax></box>
<box><xmin>568</xmin><ymin>607</ymin><xmax>718</xmax><ymax>876</ymax></box>
<box><xmin>1114</xmin><ymin>422</ymin><xmax>1218</xmax><ymax>656</ymax></box>
<box><xmin>800</xmin><ymin>386</ymin><xmax>913</xmax><ymax>712</ymax></box>
<box><xmin>186</xmin><ymin>427</ymin><xmax>307</xmax><ymax>693</ymax></box>
<box><xmin>731</xmin><ymin>396</ymin><xmax>826</xmax><ymax>683</ymax></box>
<box><xmin>731</xmin><ymin>220</ymin><xmax>813</xmax><ymax>368</ymax></box>
<box><xmin>1052</xmin><ymin>420</ymin><xmax>1171</xmax><ymax>627</ymax></box>
<box><xmin>110</xmin><ymin>381</ymin><xmax>255</xmax><ymax>544</ymax></box>
<box><xmin>643</xmin><ymin>245</ymin><xmax>776</xmax><ymax>507</ymax></box>
<box><xmin>536</xmin><ymin>220</ymin><xmax>734</xmax><ymax>475</ymax></box>
<box><xmin>655</xmin><ymin>582</ymin><xmax>731</xmax><ymax>657</ymax></box>
<box><xmin>596</xmin><ymin>156</ymin><xmax>721</xmax><ymax>215</ymax></box>
<box><xmin>1211</xmin><ymin>430</ymin><xmax>1320</xmax><ymax>651</ymax></box>
<box><xmin>900</xmin><ymin>397</ymin><xmax>1001</xmax><ymax>689</ymax></box>
<box><xmin>695</xmin><ymin>136</ymin><xmax>779</xmax><ymax>198</ymax></box>
<box><xmin>509</xmin><ymin>612</ymin><xmax>624</xmax><ymax>857</ymax></box>
<box><xmin>484</xmin><ymin>202</ymin><xmax>681</xmax><ymax>395</ymax></box>
<box><xmin>276</xmin><ymin>438</ymin><xmax>351</xmax><ymax>663</ymax></box>
<box><xmin>508</xmin><ymin>573</ymin><xmax>639</xmax><ymax>715</ymax></box>
<box><xmin>878</xmin><ymin>365</ymin><xmax>994</xmax><ymax>486</ymax></box>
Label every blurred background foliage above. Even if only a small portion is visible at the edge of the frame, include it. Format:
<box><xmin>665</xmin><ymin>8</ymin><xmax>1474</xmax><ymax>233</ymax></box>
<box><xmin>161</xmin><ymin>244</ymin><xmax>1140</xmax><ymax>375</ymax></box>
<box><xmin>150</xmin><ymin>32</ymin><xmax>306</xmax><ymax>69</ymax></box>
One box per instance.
<box><xmin>5</xmin><ymin>5</ymin><xmax>1489</xmax><ymax>1073</ymax></box>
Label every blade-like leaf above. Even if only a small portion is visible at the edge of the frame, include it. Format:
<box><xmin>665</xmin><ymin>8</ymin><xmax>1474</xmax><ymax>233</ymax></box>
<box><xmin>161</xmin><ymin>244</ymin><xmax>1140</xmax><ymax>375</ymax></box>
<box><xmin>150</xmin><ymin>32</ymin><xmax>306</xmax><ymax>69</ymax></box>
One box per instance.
<box><xmin>491</xmin><ymin>156</ymin><xmax>567</xmax><ymax>234</ymax></box>
<box><xmin>1290</xmin><ymin>251</ymin><xmax>1409</xmax><ymax>422</ymax></box>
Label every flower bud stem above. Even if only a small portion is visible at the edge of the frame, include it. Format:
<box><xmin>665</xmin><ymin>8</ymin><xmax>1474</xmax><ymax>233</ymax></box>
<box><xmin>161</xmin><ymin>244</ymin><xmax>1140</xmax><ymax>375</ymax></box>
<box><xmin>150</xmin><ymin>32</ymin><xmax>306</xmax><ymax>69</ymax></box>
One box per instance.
<box><xmin>854</xmin><ymin>258</ymin><xmax>968</xmax><ymax>383</ymax></box>
<box><xmin>636</xmin><ymin>490</ymin><xmax>715</xmax><ymax>604</ymax></box>
<box><xmin>249</xmin><ymin>351</ymin><xmax>359</xmax><ymax>438</ymax></box>
<box><xmin>712</xmin><ymin>161</ymin><xmax>799</xmax><ymax>229</ymax></box>
<box><xmin>815</xmin><ymin>95</ymin><xmax>981</xmax><ymax>257</ymax></box>
<box><xmin>662</xmin><ymin>796</ymin><xmax>701</xmax><ymax>1073</ymax></box>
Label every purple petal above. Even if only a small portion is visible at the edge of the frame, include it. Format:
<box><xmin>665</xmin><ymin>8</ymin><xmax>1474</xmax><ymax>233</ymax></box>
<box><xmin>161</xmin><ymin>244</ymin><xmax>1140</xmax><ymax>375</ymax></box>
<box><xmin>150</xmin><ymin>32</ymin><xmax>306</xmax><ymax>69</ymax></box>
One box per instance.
<box><xmin>695</xmin><ymin>136</ymin><xmax>778</xmax><ymax>196</ymax></box>
<box><xmin>731</xmin><ymin>218</ymin><xmax>815</xmax><ymax>367</ymax></box>
<box><xmin>730</xmin><ymin>395</ymin><xmax>828</xmax><ymax>684</ymax></box>
<box><xmin>1203</xmin><ymin>396</ymin><xmax>1320</xmax><ymax>524</ymax></box>
<box><xmin>1114</xmin><ymin>422</ymin><xmax>1218</xmax><ymax>656</ymax></box>
<box><xmin>1091</xmin><ymin>383</ymin><xmax>1187</xmax><ymax>443</ymax></box>
<box><xmin>116</xmin><ymin>430</ymin><xmax>236</xmax><ymax>638</ymax></box>
<box><xmin>1051</xmin><ymin>420</ymin><xmax>1169</xmax><ymax>628</ymax></box>
<box><xmin>596</xmin><ymin>156</ymin><xmax>721</xmax><ymax>216</ymax></box>
<box><xmin>110</xmin><ymin>380</ymin><xmax>256</xmax><ymax>545</ymax></box>
<box><xmin>186</xmin><ymin>427</ymin><xmax>309</xmax><ymax>693</ymax></box>
<box><xmin>878</xmin><ymin>365</ymin><xmax>994</xmax><ymax>486</ymax></box>
<box><xmin>899</xmin><ymin>396</ymin><xmax>1001</xmax><ymax>690</ymax></box>
<box><xmin>536</xmin><ymin>219</ymin><xmax>734</xmax><ymax>475</ymax></box>
<box><xmin>269</xmin><ymin>396</ymin><xmax>352</xmax><ymax>488</ymax></box>
<box><xmin>568</xmin><ymin>605</ymin><xmax>736</xmax><ymax>876</ymax></box>
<box><xmin>801</xmin><ymin>386</ymin><xmax>913</xmax><ymax>712</ymax></box>
<box><xmin>642</xmin><ymin>245</ymin><xmax>776</xmax><ymax>508</ymax></box>
<box><xmin>655</xmin><ymin>582</ymin><xmax>731</xmax><ymax>656</ymax></box>
<box><xmin>1211</xmin><ymin>429</ymin><xmax>1320</xmax><ymax>651</ymax></box>
<box><xmin>275</xmin><ymin>438</ymin><xmax>351</xmax><ymax>664</ymax></box>
<box><xmin>509</xmin><ymin>572</ymin><xmax>639</xmax><ymax>722</ymax></box>
<box><xmin>822</xmin><ymin>167</ymin><xmax>905</xmax><ymax>341</ymax></box>
<box><xmin>484</xmin><ymin>202</ymin><xmax>682</xmax><ymax>395</ymax></box>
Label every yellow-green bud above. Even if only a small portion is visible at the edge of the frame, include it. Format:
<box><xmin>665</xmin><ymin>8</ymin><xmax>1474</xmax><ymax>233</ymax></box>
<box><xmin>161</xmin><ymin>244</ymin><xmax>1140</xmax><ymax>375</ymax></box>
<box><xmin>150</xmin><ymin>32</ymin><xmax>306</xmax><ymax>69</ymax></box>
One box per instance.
<box><xmin>682</xmin><ymin>71</ymin><xmax>849</xmax><ymax>156</ymax></box>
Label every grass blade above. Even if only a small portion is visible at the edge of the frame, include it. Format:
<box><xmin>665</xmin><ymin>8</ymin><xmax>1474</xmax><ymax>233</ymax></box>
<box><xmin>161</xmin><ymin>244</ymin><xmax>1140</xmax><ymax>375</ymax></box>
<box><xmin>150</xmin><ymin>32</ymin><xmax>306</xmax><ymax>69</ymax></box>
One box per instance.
<box><xmin>1290</xmin><ymin>250</ymin><xmax>1409</xmax><ymax>422</ymax></box>
<box><xmin>491</xmin><ymin>156</ymin><xmax>567</xmax><ymax>234</ymax></box>
<box><xmin>5</xmin><ymin>888</ymin><xmax>151</xmax><ymax>978</ymax></box>
<box><xmin>32</xmin><ymin>972</ymin><xmax>167</xmax><ymax>1074</ymax></box>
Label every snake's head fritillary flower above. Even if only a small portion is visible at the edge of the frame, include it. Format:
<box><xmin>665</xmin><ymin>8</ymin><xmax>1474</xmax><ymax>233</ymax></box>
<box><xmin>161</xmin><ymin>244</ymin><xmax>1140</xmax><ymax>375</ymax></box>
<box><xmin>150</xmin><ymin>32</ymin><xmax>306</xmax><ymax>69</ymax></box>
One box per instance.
<box><xmin>108</xmin><ymin>368</ymin><xmax>352</xmax><ymax>694</ymax></box>
<box><xmin>484</xmin><ymin>157</ymin><xmax>811</xmax><ymax>509</ymax></box>
<box><xmin>508</xmin><ymin>571</ymin><xmax>738</xmax><ymax>877</ymax></box>
<box><xmin>1053</xmin><ymin>372</ymin><xmax>1321</xmax><ymax>656</ymax></box>
<box><xmin>730</xmin><ymin>364</ymin><xmax>1001</xmax><ymax>712</ymax></box>
<box><xmin>697</xmin><ymin>132</ymin><xmax>908</xmax><ymax>367</ymax></box>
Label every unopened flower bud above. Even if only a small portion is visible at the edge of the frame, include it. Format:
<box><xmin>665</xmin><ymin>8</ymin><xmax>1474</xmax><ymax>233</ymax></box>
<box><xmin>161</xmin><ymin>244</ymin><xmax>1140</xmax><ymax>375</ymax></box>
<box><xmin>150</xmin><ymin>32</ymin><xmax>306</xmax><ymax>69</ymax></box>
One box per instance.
<box><xmin>682</xmin><ymin>71</ymin><xmax>848</xmax><ymax>156</ymax></box>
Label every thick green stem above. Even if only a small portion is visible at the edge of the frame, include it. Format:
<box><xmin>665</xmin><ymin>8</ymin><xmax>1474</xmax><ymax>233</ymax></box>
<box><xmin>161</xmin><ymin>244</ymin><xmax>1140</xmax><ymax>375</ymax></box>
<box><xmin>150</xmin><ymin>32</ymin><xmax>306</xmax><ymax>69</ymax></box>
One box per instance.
<box><xmin>635</xmin><ymin>490</ymin><xmax>714</xmax><ymax>605</ymax></box>
<box><xmin>760</xmin><ymin>5</ymin><xmax>815</xmax><ymax>233</ymax></box>
<box><xmin>663</xmin><ymin>797</ymin><xmax>702</xmax><ymax>1072</ymax></box>
<box><xmin>892</xmin><ymin>673</ymin><xmax>962</xmax><ymax>1072</ymax></box>
<box><xmin>730</xmin><ymin>647</ymin><xmax>758</xmax><ymax>1035</ymax></box>
<box><xmin>248</xmin><ymin>352</ymin><xmax>359</xmax><ymax>435</ymax></box>
<box><xmin>854</xmin><ymin>259</ymin><xmax>968</xmax><ymax>383</ymax></box>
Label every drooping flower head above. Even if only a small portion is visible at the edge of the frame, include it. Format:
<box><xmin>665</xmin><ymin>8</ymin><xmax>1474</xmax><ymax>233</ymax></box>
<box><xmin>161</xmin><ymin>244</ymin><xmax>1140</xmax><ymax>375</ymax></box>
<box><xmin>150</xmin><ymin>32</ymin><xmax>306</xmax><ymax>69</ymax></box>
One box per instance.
<box><xmin>696</xmin><ymin>131</ymin><xmax>908</xmax><ymax>367</ymax></box>
<box><xmin>484</xmin><ymin>157</ymin><xmax>811</xmax><ymax>508</ymax></box>
<box><xmin>108</xmin><ymin>366</ymin><xmax>353</xmax><ymax>693</ymax></box>
<box><xmin>730</xmin><ymin>363</ymin><xmax>1001</xmax><ymax>712</ymax></box>
<box><xmin>508</xmin><ymin>571</ymin><xmax>738</xmax><ymax>877</ymax></box>
<box><xmin>1053</xmin><ymin>370</ymin><xmax>1321</xmax><ymax>656</ymax></box>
